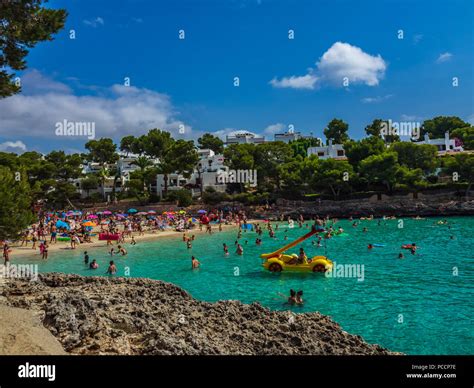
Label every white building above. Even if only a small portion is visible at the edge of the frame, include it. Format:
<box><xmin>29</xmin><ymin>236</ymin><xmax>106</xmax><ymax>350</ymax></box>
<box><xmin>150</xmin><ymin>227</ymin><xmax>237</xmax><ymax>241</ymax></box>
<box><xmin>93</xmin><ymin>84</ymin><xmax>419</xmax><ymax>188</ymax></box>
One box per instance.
<box><xmin>274</xmin><ymin>131</ymin><xmax>302</xmax><ymax>143</ymax></box>
<box><xmin>156</xmin><ymin>149</ymin><xmax>228</xmax><ymax>198</ymax></box>
<box><xmin>415</xmin><ymin>131</ymin><xmax>463</xmax><ymax>154</ymax></box>
<box><xmin>226</xmin><ymin>130</ymin><xmax>265</xmax><ymax>145</ymax></box>
<box><xmin>307</xmin><ymin>140</ymin><xmax>346</xmax><ymax>159</ymax></box>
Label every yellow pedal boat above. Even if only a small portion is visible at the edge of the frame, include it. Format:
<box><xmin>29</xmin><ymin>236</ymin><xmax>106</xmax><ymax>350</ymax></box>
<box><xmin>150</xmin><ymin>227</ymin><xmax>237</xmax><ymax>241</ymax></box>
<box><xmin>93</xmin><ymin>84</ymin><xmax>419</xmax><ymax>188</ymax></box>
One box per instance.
<box><xmin>260</xmin><ymin>227</ymin><xmax>333</xmax><ymax>273</ymax></box>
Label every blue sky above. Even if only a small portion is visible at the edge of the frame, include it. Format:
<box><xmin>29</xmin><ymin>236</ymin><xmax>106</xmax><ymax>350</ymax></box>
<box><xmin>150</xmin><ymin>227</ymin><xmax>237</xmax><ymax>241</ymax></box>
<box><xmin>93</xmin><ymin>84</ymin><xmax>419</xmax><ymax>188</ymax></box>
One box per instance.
<box><xmin>0</xmin><ymin>0</ymin><xmax>473</xmax><ymax>153</ymax></box>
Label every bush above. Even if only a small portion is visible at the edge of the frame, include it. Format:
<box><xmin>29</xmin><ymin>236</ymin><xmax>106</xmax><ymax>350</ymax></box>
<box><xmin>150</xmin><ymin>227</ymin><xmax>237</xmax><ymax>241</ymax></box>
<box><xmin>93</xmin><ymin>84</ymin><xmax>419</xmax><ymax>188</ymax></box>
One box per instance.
<box><xmin>202</xmin><ymin>189</ymin><xmax>230</xmax><ymax>205</ymax></box>
<box><xmin>165</xmin><ymin>189</ymin><xmax>193</xmax><ymax>207</ymax></box>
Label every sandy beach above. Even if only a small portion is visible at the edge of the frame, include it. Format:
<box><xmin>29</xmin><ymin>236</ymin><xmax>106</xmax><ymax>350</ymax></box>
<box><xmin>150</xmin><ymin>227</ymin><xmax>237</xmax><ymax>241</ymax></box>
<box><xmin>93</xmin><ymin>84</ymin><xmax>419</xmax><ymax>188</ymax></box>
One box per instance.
<box><xmin>7</xmin><ymin>221</ymin><xmax>243</xmax><ymax>259</ymax></box>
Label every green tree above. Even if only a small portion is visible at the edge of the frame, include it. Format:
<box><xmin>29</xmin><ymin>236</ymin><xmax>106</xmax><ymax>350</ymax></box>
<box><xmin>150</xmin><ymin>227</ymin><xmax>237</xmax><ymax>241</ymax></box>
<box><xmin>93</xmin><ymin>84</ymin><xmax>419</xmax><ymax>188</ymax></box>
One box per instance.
<box><xmin>451</xmin><ymin>126</ymin><xmax>474</xmax><ymax>150</ymax></box>
<box><xmin>344</xmin><ymin>137</ymin><xmax>386</xmax><ymax>171</ymax></box>
<box><xmin>197</xmin><ymin>133</ymin><xmax>224</xmax><ymax>154</ymax></box>
<box><xmin>390</xmin><ymin>142</ymin><xmax>438</xmax><ymax>174</ymax></box>
<box><xmin>366</xmin><ymin>119</ymin><xmax>400</xmax><ymax>143</ymax></box>
<box><xmin>0</xmin><ymin>0</ymin><xmax>67</xmax><ymax>97</ymax></box>
<box><xmin>396</xmin><ymin>166</ymin><xmax>426</xmax><ymax>191</ymax></box>
<box><xmin>131</xmin><ymin>155</ymin><xmax>153</xmax><ymax>171</ymax></box>
<box><xmin>120</xmin><ymin>135</ymin><xmax>136</xmax><ymax>155</ymax></box>
<box><xmin>165</xmin><ymin>189</ymin><xmax>193</xmax><ymax>207</ymax></box>
<box><xmin>421</xmin><ymin>116</ymin><xmax>470</xmax><ymax>139</ymax></box>
<box><xmin>80</xmin><ymin>174</ymin><xmax>99</xmax><ymax>198</ymax></box>
<box><xmin>359</xmin><ymin>152</ymin><xmax>400</xmax><ymax>193</ymax></box>
<box><xmin>85</xmin><ymin>138</ymin><xmax>119</xmax><ymax>165</ymax></box>
<box><xmin>324</xmin><ymin>118</ymin><xmax>350</xmax><ymax>144</ymax></box>
<box><xmin>160</xmin><ymin>140</ymin><xmax>198</xmax><ymax>194</ymax></box>
<box><xmin>443</xmin><ymin>154</ymin><xmax>474</xmax><ymax>196</ymax></box>
<box><xmin>279</xmin><ymin>155</ymin><xmax>318</xmax><ymax>197</ymax></box>
<box><xmin>311</xmin><ymin>159</ymin><xmax>354</xmax><ymax>199</ymax></box>
<box><xmin>289</xmin><ymin>138</ymin><xmax>322</xmax><ymax>158</ymax></box>
<box><xmin>254</xmin><ymin>142</ymin><xmax>293</xmax><ymax>190</ymax></box>
<box><xmin>143</xmin><ymin>129</ymin><xmax>174</xmax><ymax>159</ymax></box>
<box><xmin>0</xmin><ymin>166</ymin><xmax>35</xmax><ymax>240</ymax></box>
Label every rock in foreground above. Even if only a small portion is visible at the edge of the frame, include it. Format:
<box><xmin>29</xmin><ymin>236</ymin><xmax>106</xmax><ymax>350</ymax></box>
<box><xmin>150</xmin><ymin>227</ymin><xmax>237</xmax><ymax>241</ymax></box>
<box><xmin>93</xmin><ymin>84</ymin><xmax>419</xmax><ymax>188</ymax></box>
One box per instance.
<box><xmin>2</xmin><ymin>273</ymin><xmax>396</xmax><ymax>355</ymax></box>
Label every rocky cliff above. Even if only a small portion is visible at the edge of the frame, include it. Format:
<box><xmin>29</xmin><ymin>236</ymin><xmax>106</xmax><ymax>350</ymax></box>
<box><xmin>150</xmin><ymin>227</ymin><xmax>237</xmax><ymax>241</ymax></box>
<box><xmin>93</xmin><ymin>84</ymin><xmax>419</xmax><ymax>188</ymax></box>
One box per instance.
<box><xmin>1</xmin><ymin>273</ymin><xmax>396</xmax><ymax>355</ymax></box>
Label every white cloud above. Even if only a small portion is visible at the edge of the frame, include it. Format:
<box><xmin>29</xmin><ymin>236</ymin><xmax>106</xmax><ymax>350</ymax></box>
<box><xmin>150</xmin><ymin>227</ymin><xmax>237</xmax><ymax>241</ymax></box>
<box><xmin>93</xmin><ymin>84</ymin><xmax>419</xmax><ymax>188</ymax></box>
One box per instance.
<box><xmin>83</xmin><ymin>17</ymin><xmax>104</xmax><ymax>27</ymax></box>
<box><xmin>317</xmin><ymin>42</ymin><xmax>386</xmax><ymax>86</ymax></box>
<box><xmin>269</xmin><ymin>74</ymin><xmax>318</xmax><ymax>90</ymax></box>
<box><xmin>20</xmin><ymin>69</ymin><xmax>72</xmax><ymax>95</ymax></box>
<box><xmin>361</xmin><ymin>94</ymin><xmax>393</xmax><ymax>104</ymax></box>
<box><xmin>436</xmin><ymin>52</ymin><xmax>452</xmax><ymax>63</ymax></box>
<box><xmin>0</xmin><ymin>140</ymin><xmax>27</xmax><ymax>153</ymax></box>
<box><xmin>270</xmin><ymin>42</ymin><xmax>386</xmax><ymax>90</ymax></box>
<box><xmin>0</xmin><ymin>70</ymin><xmax>191</xmax><ymax>140</ymax></box>
<box><xmin>263</xmin><ymin>123</ymin><xmax>285</xmax><ymax>134</ymax></box>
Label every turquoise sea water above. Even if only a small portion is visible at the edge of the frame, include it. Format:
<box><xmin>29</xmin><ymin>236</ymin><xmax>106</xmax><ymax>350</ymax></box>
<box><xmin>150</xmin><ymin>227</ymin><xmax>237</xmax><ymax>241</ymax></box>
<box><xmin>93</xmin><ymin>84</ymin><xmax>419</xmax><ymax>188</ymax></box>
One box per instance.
<box><xmin>12</xmin><ymin>217</ymin><xmax>474</xmax><ymax>355</ymax></box>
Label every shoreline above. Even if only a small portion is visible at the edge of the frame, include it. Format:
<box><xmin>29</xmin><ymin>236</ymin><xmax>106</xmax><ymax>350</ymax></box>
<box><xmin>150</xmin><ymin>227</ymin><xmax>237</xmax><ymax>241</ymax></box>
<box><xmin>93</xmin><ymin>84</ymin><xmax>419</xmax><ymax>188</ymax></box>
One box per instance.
<box><xmin>8</xmin><ymin>221</ymin><xmax>242</xmax><ymax>259</ymax></box>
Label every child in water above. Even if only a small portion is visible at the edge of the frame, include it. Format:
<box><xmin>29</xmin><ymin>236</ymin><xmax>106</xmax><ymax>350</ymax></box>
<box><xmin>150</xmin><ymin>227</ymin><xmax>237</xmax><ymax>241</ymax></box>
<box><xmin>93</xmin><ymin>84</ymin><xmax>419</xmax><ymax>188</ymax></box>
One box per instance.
<box><xmin>223</xmin><ymin>243</ymin><xmax>229</xmax><ymax>255</ymax></box>
<box><xmin>89</xmin><ymin>259</ymin><xmax>99</xmax><ymax>269</ymax></box>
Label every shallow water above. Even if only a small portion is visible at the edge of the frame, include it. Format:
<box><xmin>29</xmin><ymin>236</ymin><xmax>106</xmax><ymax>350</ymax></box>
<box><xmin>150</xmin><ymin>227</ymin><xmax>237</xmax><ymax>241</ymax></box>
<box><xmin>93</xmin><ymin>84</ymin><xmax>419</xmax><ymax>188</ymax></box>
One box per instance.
<box><xmin>12</xmin><ymin>217</ymin><xmax>474</xmax><ymax>355</ymax></box>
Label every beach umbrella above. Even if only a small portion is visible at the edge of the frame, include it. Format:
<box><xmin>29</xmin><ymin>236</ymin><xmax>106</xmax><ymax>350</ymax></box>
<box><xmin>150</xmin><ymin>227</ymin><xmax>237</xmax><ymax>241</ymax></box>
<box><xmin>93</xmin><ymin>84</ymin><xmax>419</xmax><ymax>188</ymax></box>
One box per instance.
<box><xmin>197</xmin><ymin>210</ymin><xmax>207</xmax><ymax>214</ymax></box>
<box><xmin>137</xmin><ymin>212</ymin><xmax>148</xmax><ymax>216</ymax></box>
<box><xmin>55</xmin><ymin>220</ymin><xmax>70</xmax><ymax>229</ymax></box>
<box><xmin>128</xmin><ymin>208</ymin><xmax>138</xmax><ymax>213</ymax></box>
<box><xmin>96</xmin><ymin>211</ymin><xmax>103</xmax><ymax>215</ymax></box>
<box><xmin>88</xmin><ymin>214</ymin><xmax>98</xmax><ymax>219</ymax></box>
<box><xmin>148</xmin><ymin>210</ymin><xmax>157</xmax><ymax>214</ymax></box>
<box><xmin>103</xmin><ymin>210</ymin><xmax>112</xmax><ymax>215</ymax></box>
<box><xmin>117</xmin><ymin>213</ymin><xmax>128</xmax><ymax>217</ymax></box>
<box><xmin>178</xmin><ymin>210</ymin><xmax>186</xmax><ymax>214</ymax></box>
<box><xmin>82</xmin><ymin>221</ymin><xmax>96</xmax><ymax>227</ymax></box>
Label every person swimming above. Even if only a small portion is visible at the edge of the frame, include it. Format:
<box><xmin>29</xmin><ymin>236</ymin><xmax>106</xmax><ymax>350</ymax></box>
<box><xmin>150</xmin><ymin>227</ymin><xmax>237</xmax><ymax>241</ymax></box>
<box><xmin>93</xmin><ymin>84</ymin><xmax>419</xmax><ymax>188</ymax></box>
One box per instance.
<box><xmin>398</xmin><ymin>253</ymin><xmax>404</xmax><ymax>259</ymax></box>
<box><xmin>107</xmin><ymin>260</ymin><xmax>117</xmax><ymax>275</ymax></box>
<box><xmin>89</xmin><ymin>259</ymin><xmax>99</xmax><ymax>269</ymax></box>
<box><xmin>223</xmin><ymin>243</ymin><xmax>229</xmax><ymax>255</ymax></box>
<box><xmin>295</xmin><ymin>290</ymin><xmax>304</xmax><ymax>305</ymax></box>
<box><xmin>288</xmin><ymin>289</ymin><xmax>304</xmax><ymax>305</ymax></box>
<box><xmin>288</xmin><ymin>289</ymin><xmax>297</xmax><ymax>304</ymax></box>
<box><xmin>187</xmin><ymin>240</ymin><xmax>192</xmax><ymax>249</ymax></box>
<box><xmin>191</xmin><ymin>256</ymin><xmax>200</xmax><ymax>269</ymax></box>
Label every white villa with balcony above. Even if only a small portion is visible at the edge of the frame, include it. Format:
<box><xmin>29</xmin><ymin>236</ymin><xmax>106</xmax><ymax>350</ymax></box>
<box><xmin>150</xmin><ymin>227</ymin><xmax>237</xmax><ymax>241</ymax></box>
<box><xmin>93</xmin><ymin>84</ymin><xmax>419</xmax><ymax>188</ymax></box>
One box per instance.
<box><xmin>307</xmin><ymin>139</ymin><xmax>346</xmax><ymax>159</ymax></box>
<box><xmin>414</xmin><ymin>131</ymin><xmax>464</xmax><ymax>155</ymax></box>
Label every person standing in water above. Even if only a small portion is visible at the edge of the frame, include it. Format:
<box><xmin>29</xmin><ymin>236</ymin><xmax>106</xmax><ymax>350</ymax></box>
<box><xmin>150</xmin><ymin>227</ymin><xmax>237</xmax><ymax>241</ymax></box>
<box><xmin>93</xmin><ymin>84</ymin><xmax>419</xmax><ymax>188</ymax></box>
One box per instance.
<box><xmin>236</xmin><ymin>243</ymin><xmax>243</xmax><ymax>255</ymax></box>
<box><xmin>84</xmin><ymin>251</ymin><xmax>89</xmax><ymax>265</ymax></box>
<box><xmin>191</xmin><ymin>256</ymin><xmax>200</xmax><ymax>269</ymax></box>
<box><xmin>106</xmin><ymin>260</ymin><xmax>117</xmax><ymax>275</ymax></box>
